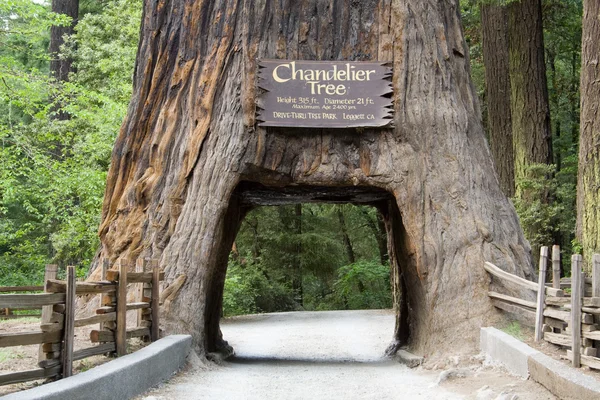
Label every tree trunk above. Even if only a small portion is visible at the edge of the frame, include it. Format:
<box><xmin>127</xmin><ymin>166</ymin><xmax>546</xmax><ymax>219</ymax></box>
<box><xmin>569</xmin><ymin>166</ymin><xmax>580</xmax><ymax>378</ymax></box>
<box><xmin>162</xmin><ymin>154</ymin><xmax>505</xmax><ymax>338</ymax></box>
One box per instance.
<box><xmin>49</xmin><ymin>0</ymin><xmax>78</xmax><ymax>121</ymax></box>
<box><xmin>49</xmin><ymin>0</ymin><xmax>78</xmax><ymax>119</ymax></box>
<box><xmin>337</xmin><ymin>206</ymin><xmax>356</xmax><ymax>264</ymax></box>
<box><xmin>577</xmin><ymin>0</ymin><xmax>600</xmax><ymax>264</ymax></box>
<box><xmin>481</xmin><ymin>3</ymin><xmax>514</xmax><ymax>198</ymax></box>
<box><xmin>360</xmin><ymin>207</ymin><xmax>388</xmax><ymax>265</ymax></box>
<box><xmin>507</xmin><ymin>0</ymin><xmax>553</xmax><ymax>191</ymax></box>
<box><xmin>94</xmin><ymin>0</ymin><xmax>533</xmax><ymax>359</ymax></box>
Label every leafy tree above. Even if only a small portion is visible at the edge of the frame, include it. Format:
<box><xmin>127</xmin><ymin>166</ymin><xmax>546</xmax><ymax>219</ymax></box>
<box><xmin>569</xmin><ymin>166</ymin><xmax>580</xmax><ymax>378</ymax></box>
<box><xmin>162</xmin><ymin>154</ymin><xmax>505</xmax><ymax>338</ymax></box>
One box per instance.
<box><xmin>222</xmin><ymin>204</ymin><xmax>391</xmax><ymax>316</ymax></box>
<box><xmin>0</xmin><ymin>0</ymin><xmax>141</xmax><ymax>284</ymax></box>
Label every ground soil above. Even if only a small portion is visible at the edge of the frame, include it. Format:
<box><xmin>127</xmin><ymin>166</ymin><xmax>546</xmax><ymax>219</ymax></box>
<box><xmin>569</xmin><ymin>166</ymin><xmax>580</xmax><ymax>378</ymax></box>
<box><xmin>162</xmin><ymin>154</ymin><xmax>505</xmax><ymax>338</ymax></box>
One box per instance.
<box><xmin>139</xmin><ymin>310</ymin><xmax>557</xmax><ymax>400</ymax></box>
<box><xmin>0</xmin><ymin>315</ymin><xmax>145</xmax><ymax>397</ymax></box>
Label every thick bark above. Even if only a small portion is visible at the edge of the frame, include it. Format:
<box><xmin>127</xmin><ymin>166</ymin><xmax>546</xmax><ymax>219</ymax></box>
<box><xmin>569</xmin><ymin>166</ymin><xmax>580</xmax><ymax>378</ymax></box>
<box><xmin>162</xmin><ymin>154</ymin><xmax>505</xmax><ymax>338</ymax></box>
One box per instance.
<box><xmin>577</xmin><ymin>0</ymin><xmax>600</xmax><ymax>264</ymax></box>
<box><xmin>49</xmin><ymin>0</ymin><xmax>78</xmax><ymax>120</ymax></box>
<box><xmin>481</xmin><ymin>3</ymin><xmax>514</xmax><ymax>198</ymax></box>
<box><xmin>49</xmin><ymin>0</ymin><xmax>78</xmax><ymax>82</ymax></box>
<box><xmin>507</xmin><ymin>0</ymin><xmax>553</xmax><ymax>190</ymax></box>
<box><xmin>94</xmin><ymin>0</ymin><xmax>533</xmax><ymax>359</ymax></box>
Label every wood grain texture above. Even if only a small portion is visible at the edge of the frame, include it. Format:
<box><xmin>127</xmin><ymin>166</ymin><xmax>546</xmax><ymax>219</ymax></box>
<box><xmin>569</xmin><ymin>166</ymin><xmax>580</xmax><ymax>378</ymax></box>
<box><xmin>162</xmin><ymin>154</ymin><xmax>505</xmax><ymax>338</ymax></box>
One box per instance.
<box><xmin>62</xmin><ymin>266</ymin><xmax>76</xmax><ymax>377</ymax></box>
<box><xmin>90</xmin><ymin>0</ymin><xmax>535</xmax><ymax>358</ymax></box>
<box><xmin>535</xmin><ymin>246</ymin><xmax>548</xmax><ymax>341</ymax></box>
<box><xmin>151</xmin><ymin>266</ymin><xmax>160</xmax><ymax>341</ymax></box>
<box><xmin>488</xmin><ymin>291</ymin><xmax>536</xmax><ymax>309</ymax></box>
<box><xmin>571</xmin><ymin>255</ymin><xmax>582</xmax><ymax>368</ymax></box>
<box><xmin>0</xmin><ymin>366</ymin><xmax>61</xmax><ymax>386</ymax></box>
<box><xmin>0</xmin><ymin>293</ymin><xmax>65</xmax><ymax>309</ymax></box>
<box><xmin>552</xmin><ymin>245</ymin><xmax>561</xmax><ymax>289</ymax></box>
<box><xmin>0</xmin><ymin>331</ymin><xmax>62</xmax><ymax>347</ymax></box>
<box><xmin>116</xmin><ymin>260</ymin><xmax>128</xmax><ymax>356</ymax></box>
<box><xmin>491</xmin><ymin>299</ymin><xmax>535</xmax><ymax>327</ymax></box>
<box><xmin>0</xmin><ymin>286</ymin><xmax>44</xmax><ymax>292</ymax></box>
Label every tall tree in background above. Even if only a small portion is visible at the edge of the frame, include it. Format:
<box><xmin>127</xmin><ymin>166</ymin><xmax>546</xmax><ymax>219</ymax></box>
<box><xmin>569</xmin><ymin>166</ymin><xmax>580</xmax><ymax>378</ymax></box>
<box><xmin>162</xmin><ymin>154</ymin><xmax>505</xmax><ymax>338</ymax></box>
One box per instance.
<box><xmin>50</xmin><ymin>0</ymin><xmax>79</xmax><ymax>119</ymax></box>
<box><xmin>577</xmin><ymin>0</ymin><xmax>600</xmax><ymax>263</ymax></box>
<box><xmin>481</xmin><ymin>1</ymin><xmax>514</xmax><ymax>197</ymax></box>
<box><xmin>293</xmin><ymin>204</ymin><xmax>303</xmax><ymax>305</ymax></box>
<box><xmin>507</xmin><ymin>0</ymin><xmax>553</xmax><ymax>190</ymax></box>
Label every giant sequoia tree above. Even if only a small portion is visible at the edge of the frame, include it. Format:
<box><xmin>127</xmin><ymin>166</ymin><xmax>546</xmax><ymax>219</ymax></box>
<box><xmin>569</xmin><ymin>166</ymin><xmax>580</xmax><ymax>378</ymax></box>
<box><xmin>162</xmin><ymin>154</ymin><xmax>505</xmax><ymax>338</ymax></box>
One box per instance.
<box><xmin>577</xmin><ymin>0</ymin><xmax>600</xmax><ymax>263</ymax></box>
<box><xmin>94</xmin><ymin>0</ymin><xmax>533</xmax><ymax>358</ymax></box>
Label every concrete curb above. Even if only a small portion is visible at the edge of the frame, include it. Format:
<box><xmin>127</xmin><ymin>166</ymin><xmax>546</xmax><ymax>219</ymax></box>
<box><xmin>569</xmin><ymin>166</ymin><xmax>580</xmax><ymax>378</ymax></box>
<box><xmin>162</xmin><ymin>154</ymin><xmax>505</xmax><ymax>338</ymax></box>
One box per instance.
<box><xmin>480</xmin><ymin>327</ymin><xmax>600</xmax><ymax>400</ymax></box>
<box><xmin>2</xmin><ymin>335</ymin><xmax>192</xmax><ymax>400</ymax></box>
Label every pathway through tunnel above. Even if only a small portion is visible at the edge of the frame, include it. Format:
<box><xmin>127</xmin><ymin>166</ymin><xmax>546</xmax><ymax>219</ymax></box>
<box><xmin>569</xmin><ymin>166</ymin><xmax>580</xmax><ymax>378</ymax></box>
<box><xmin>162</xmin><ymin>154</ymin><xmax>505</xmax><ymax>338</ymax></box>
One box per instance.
<box><xmin>141</xmin><ymin>309</ymin><xmax>556</xmax><ymax>400</ymax></box>
<box><xmin>219</xmin><ymin>183</ymin><xmax>402</xmax><ymax>361</ymax></box>
<box><xmin>140</xmin><ymin>185</ymin><xmax>556</xmax><ymax>400</ymax></box>
<box><xmin>221</xmin><ymin>309</ymin><xmax>395</xmax><ymax>363</ymax></box>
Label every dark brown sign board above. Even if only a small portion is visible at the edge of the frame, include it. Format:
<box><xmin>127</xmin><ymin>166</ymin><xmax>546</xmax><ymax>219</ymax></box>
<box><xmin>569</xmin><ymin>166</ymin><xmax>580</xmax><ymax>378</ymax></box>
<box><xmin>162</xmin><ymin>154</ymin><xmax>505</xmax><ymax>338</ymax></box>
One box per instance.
<box><xmin>257</xmin><ymin>60</ymin><xmax>393</xmax><ymax>128</ymax></box>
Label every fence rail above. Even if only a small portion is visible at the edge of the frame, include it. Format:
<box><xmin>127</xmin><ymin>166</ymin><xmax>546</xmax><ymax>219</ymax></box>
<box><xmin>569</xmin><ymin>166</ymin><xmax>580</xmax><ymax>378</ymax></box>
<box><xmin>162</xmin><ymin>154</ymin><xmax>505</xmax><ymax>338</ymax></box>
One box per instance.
<box><xmin>0</xmin><ymin>259</ymin><xmax>169</xmax><ymax>387</ymax></box>
<box><xmin>485</xmin><ymin>245</ymin><xmax>600</xmax><ymax>370</ymax></box>
<box><xmin>1</xmin><ymin>285</ymin><xmax>46</xmax><ymax>319</ymax></box>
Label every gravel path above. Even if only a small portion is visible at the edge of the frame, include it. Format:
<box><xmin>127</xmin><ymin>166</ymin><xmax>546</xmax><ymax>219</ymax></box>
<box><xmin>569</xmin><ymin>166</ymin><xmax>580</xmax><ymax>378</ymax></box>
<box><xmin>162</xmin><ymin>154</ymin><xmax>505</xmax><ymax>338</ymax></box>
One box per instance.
<box><xmin>141</xmin><ymin>310</ymin><xmax>556</xmax><ymax>400</ymax></box>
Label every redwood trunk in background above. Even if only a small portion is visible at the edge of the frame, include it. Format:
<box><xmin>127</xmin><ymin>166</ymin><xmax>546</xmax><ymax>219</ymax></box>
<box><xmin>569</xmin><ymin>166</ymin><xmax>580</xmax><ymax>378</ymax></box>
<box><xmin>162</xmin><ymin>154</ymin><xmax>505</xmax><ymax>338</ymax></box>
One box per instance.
<box><xmin>577</xmin><ymin>0</ymin><xmax>600</xmax><ymax>264</ymax></box>
<box><xmin>49</xmin><ymin>0</ymin><xmax>78</xmax><ymax>120</ymax></box>
<box><xmin>94</xmin><ymin>0</ymin><xmax>533</xmax><ymax>359</ymax></box>
<box><xmin>481</xmin><ymin>3</ymin><xmax>514</xmax><ymax>198</ymax></box>
<box><xmin>49</xmin><ymin>0</ymin><xmax>78</xmax><ymax>82</ymax></box>
<box><xmin>507</xmin><ymin>0</ymin><xmax>553</xmax><ymax>189</ymax></box>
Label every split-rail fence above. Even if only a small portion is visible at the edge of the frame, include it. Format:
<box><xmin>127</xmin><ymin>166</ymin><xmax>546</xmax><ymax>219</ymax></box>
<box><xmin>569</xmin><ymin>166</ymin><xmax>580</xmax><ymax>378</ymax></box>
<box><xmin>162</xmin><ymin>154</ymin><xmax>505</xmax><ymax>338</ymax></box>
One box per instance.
<box><xmin>0</xmin><ymin>259</ymin><xmax>166</xmax><ymax>386</ymax></box>
<box><xmin>485</xmin><ymin>246</ymin><xmax>600</xmax><ymax>370</ymax></box>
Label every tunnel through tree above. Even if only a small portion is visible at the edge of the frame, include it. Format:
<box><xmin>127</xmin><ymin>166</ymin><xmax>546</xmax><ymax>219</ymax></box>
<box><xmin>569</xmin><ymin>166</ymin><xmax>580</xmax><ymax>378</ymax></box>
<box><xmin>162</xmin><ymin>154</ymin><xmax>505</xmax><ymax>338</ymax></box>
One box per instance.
<box><xmin>94</xmin><ymin>0</ymin><xmax>534</xmax><ymax>359</ymax></box>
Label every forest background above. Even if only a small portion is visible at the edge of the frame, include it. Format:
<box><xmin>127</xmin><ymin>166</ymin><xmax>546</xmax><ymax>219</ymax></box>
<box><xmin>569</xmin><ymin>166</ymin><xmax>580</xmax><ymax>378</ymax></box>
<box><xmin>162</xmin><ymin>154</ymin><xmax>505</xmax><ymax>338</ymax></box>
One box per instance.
<box><xmin>0</xmin><ymin>0</ymin><xmax>587</xmax><ymax>316</ymax></box>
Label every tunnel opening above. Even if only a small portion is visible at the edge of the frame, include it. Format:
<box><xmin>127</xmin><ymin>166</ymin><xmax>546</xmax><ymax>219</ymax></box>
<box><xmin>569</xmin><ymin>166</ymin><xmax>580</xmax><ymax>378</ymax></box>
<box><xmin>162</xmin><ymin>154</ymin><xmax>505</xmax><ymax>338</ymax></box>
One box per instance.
<box><xmin>204</xmin><ymin>181</ymin><xmax>414</xmax><ymax>359</ymax></box>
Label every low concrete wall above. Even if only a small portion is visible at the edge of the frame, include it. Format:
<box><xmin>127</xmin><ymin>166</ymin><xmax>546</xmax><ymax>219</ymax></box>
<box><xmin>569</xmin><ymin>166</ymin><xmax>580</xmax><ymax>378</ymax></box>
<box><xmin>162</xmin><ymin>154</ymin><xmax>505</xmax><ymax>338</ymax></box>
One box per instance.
<box><xmin>480</xmin><ymin>327</ymin><xmax>537</xmax><ymax>378</ymax></box>
<box><xmin>528</xmin><ymin>352</ymin><xmax>600</xmax><ymax>400</ymax></box>
<box><xmin>480</xmin><ymin>327</ymin><xmax>600</xmax><ymax>400</ymax></box>
<box><xmin>3</xmin><ymin>335</ymin><xmax>192</xmax><ymax>400</ymax></box>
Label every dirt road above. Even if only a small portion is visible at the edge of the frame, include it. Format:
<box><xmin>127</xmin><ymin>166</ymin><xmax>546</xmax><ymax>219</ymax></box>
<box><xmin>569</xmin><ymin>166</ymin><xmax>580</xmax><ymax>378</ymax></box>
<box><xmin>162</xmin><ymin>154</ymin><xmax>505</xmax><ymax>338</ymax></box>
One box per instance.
<box><xmin>141</xmin><ymin>310</ymin><xmax>555</xmax><ymax>400</ymax></box>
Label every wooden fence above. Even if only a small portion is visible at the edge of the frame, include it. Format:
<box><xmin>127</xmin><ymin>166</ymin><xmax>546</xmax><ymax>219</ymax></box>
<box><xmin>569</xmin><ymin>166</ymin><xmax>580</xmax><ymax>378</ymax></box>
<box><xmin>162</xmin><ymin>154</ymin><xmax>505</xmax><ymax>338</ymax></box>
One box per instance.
<box><xmin>0</xmin><ymin>265</ymin><xmax>54</xmax><ymax>319</ymax></box>
<box><xmin>1</xmin><ymin>286</ymin><xmax>44</xmax><ymax>319</ymax></box>
<box><xmin>0</xmin><ymin>259</ymin><xmax>164</xmax><ymax>386</ymax></box>
<box><xmin>486</xmin><ymin>246</ymin><xmax>600</xmax><ymax>370</ymax></box>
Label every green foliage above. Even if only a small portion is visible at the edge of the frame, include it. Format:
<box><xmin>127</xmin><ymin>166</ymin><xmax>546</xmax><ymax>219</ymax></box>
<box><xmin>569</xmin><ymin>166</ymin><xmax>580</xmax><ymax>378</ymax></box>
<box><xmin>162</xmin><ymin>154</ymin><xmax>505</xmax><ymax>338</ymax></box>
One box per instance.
<box><xmin>0</xmin><ymin>0</ymin><xmax>141</xmax><ymax>284</ymax></box>
<box><xmin>501</xmin><ymin>321</ymin><xmax>524</xmax><ymax>340</ymax></box>
<box><xmin>223</xmin><ymin>257</ymin><xmax>298</xmax><ymax>317</ymax></box>
<box><xmin>331</xmin><ymin>261</ymin><xmax>392</xmax><ymax>310</ymax></box>
<box><xmin>512</xmin><ymin>163</ymin><xmax>577</xmax><ymax>272</ymax></box>
<box><xmin>0</xmin><ymin>348</ymin><xmax>24</xmax><ymax>362</ymax></box>
<box><xmin>459</xmin><ymin>0</ymin><xmax>581</xmax><ymax>268</ymax></box>
<box><xmin>223</xmin><ymin>205</ymin><xmax>392</xmax><ymax>316</ymax></box>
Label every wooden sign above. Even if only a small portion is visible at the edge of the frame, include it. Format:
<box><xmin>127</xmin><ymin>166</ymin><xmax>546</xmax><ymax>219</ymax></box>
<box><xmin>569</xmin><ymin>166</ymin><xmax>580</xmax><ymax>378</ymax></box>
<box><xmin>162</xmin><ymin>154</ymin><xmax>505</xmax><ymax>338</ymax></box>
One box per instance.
<box><xmin>257</xmin><ymin>60</ymin><xmax>393</xmax><ymax>128</ymax></box>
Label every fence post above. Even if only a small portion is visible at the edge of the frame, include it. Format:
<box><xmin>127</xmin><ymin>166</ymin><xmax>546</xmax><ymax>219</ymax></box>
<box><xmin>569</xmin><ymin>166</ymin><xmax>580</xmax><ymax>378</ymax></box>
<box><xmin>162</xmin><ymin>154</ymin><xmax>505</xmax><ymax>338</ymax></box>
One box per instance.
<box><xmin>99</xmin><ymin>259</ymin><xmax>109</xmax><ymax>332</ymax></box>
<box><xmin>571</xmin><ymin>254</ymin><xmax>583</xmax><ymax>368</ymax></box>
<box><xmin>116</xmin><ymin>259</ymin><xmax>128</xmax><ymax>356</ymax></box>
<box><xmin>592</xmin><ymin>254</ymin><xmax>600</xmax><ymax>298</ymax></box>
<box><xmin>136</xmin><ymin>258</ymin><xmax>146</xmax><ymax>328</ymax></box>
<box><xmin>62</xmin><ymin>266</ymin><xmax>76</xmax><ymax>378</ymax></box>
<box><xmin>41</xmin><ymin>265</ymin><xmax>58</xmax><ymax>321</ymax></box>
<box><xmin>535</xmin><ymin>246</ymin><xmax>548</xmax><ymax>342</ymax></box>
<box><xmin>151</xmin><ymin>265</ymin><xmax>160</xmax><ymax>341</ymax></box>
<box><xmin>38</xmin><ymin>264</ymin><xmax>59</xmax><ymax>365</ymax></box>
<box><xmin>552</xmin><ymin>245</ymin><xmax>561</xmax><ymax>289</ymax></box>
